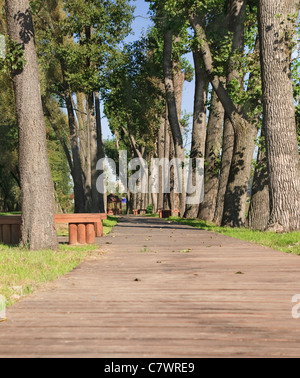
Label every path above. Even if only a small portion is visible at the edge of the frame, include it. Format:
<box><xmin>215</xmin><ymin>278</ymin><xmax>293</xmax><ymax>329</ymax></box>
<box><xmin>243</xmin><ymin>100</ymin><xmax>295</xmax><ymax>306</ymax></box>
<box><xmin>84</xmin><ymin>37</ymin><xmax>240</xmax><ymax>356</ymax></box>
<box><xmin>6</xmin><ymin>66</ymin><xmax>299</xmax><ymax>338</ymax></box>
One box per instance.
<box><xmin>0</xmin><ymin>216</ymin><xmax>300</xmax><ymax>358</ymax></box>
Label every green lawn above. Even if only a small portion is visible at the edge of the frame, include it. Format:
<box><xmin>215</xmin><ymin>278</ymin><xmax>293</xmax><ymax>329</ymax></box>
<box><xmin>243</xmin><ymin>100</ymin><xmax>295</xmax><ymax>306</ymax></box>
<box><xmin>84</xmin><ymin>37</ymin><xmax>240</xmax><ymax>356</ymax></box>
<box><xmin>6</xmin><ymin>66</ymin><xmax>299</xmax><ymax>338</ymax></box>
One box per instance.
<box><xmin>0</xmin><ymin>215</ymin><xmax>118</xmax><ymax>308</ymax></box>
<box><xmin>103</xmin><ymin>216</ymin><xmax>118</xmax><ymax>235</ymax></box>
<box><xmin>166</xmin><ymin>216</ymin><xmax>300</xmax><ymax>256</ymax></box>
<box><xmin>0</xmin><ymin>244</ymin><xmax>98</xmax><ymax>307</ymax></box>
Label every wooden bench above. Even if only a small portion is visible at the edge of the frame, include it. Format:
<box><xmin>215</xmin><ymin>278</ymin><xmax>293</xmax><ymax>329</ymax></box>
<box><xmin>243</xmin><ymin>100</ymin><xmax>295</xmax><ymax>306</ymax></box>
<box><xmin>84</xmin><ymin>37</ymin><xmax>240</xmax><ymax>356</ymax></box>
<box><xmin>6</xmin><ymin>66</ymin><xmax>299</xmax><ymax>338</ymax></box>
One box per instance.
<box><xmin>158</xmin><ymin>209</ymin><xmax>172</xmax><ymax>218</ymax></box>
<box><xmin>0</xmin><ymin>216</ymin><xmax>21</xmax><ymax>245</ymax></box>
<box><xmin>55</xmin><ymin>214</ymin><xmax>107</xmax><ymax>245</ymax></box>
<box><xmin>0</xmin><ymin>213</ymin><xmax>107</xmax><ymax>246</ymax></box>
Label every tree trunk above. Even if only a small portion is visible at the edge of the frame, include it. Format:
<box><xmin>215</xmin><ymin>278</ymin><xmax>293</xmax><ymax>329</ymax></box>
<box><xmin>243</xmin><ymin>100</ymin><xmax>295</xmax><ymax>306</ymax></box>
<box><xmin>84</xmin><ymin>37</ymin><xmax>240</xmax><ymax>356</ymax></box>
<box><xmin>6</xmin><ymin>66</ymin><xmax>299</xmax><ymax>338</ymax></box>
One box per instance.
<box><xmin>164</xmin><ymin>114</ymin><xmax>171</xmax><ymax>210</ymax></box>
<box><xmin>199</xmin><ymin>90</ymin><xmax>224</xmax><ymax>222</ymax></box>
<box><xmin>248</xmin><ymin>132</ymin><xmax>270</xmax><ymax>230</ymax></box>
<box><xmin>95</xmin><ymin>92</ymin><xmax>106</xmax><ymax>213</ymax></box>
<box><xmin>5</xmin><ymin>0</ymin><xmax>58</xmax><ymax>250</ymax></box>
<box><xmin>221</xmin><ymin>123</ymin><xmax>257</xmax><ymax>227</ymax></box>
<box><xmin>64</xmin><ymin>91</ymin><xmax>86</xmax><ymax>213</ymax></box>
<box><xmin>163</xmin><ymin>29</ymin><xmax>186</xmax><ymax>216</ymax></box>
<box><xmin>185</xmin><ymin>50</ymin><xmax>208</xmax><ymax>219</ymax></box>
<box><xmin>213</xmin><ymin>116</ymin><xmax>234</xmax><ymax>225</ymax></box>
<box><xmin>157</xmin><ymin>114</ymin><xmax>165</xmax><ymax>210</ymax></box>
<box><xmin>85</xmin><ymin>93</ymin><xmax>92</xmax><ymax>212</ymax></box>
<box><xmin>190</xmin><ymin>2</ymin><xmax>257</xmax><ymax>227</ymax></box>
<box><xmin>258</xmin><ymin>0</ymin><xmax>300</xmax><ymax>232</ymax></box>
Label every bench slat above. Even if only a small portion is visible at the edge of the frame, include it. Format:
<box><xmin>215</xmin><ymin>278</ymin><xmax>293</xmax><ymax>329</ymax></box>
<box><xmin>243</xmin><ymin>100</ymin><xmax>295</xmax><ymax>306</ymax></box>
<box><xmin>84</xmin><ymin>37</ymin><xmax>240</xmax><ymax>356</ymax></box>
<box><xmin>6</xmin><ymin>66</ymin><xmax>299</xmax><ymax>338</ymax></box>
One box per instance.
<box><xmin>55</xmin><ymin>214</ymin><xmax>107</xmax><ymax>224</ymax></box>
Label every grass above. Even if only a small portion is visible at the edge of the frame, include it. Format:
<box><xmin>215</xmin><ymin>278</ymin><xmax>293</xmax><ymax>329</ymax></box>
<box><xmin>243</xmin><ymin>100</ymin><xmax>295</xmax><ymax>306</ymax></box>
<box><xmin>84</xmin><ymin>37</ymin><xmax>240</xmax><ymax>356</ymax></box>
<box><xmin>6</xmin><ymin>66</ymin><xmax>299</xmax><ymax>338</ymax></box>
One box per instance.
<box><xmin>103</xmin><ymin>216</ymin><xmax>118</xmax><ymax>236</ymax></box>
<box><xmin>0</xmin><ymin>244</ymin><xmax>99</xmax><ymax>307</ymax></box>
<box><xmin>0</xmin><ymin>215</ymin><xmax>118</xmax><ymax>308</ymax></box>
<box><xmin>165</xmin><ymin>216</ymin><xmax>300</xmax><ymax>256</ymax></box>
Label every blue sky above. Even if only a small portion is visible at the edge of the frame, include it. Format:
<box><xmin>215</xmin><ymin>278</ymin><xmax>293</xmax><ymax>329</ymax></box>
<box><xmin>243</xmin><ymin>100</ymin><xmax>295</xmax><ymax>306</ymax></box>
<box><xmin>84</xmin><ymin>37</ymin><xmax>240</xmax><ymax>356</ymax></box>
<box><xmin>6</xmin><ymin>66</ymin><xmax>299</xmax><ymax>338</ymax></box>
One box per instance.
<box><xmin>101</xmin><ymin>0</ymin><xmax>195</xmax><ymax>145</ymax></box>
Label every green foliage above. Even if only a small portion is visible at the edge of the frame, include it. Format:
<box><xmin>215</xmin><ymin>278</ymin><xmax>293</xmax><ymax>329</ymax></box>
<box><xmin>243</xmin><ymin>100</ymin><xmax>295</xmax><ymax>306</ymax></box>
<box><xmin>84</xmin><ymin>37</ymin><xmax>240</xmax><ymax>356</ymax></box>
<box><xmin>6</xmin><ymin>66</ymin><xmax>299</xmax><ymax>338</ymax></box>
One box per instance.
<box><xmin>0</xmin><ymin>38</ymin><xmax>26</xmax><ymax>74</ymax></box>
<box><xmin>102</xmin><ymin>38</ymin><xmax>164</xmax><ymax>155</ymax></box>
<box><xmin>34</xmin><ymin>0</ymin><xmax>134</xmax><ymax>97</ymax></box>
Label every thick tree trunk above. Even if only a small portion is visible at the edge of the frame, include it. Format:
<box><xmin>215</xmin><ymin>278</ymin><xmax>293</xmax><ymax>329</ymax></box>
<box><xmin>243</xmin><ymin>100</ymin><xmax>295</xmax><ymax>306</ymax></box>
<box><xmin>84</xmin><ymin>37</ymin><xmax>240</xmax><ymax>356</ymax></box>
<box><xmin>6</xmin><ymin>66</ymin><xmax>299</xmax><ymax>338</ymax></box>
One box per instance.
<box><xmin>213</xmin><ymin>116</ymin><xmax>234</xmax><ymax>225</ymax></box>
<box><xmin>248</xmin><ymin>132</ymin><xmax>270</xmax><ymax>230</ymax></box>
<box><xmin>258</xmin><ymin>0</ymin><xmax>300</xmax><ymax>232</ymax></box>
<box><xmin>213</xmin><ymin>0</ymin><xmax>247</xmax><ymax>225</ymax></box>
<box><xmin>190</xmin><ymin>2</ymin><xmax>257</xmax><ymax>227</ymax></box>
<box><xmin>5</xmin><ymin>0</ymin><xmax>58</xmax><ymax>250</ymax></box>
<box><xmin>163</xmin><ymin>29</ymin><xmax>186</xmax><ymax>216</ymax></box>
<box><xmin>185</xmin><ymin>50</ymin><xmax>208</xmax><ymax>219</ymax></box>
<box><xmin>85</xmin><ymin>93</ymin><xmax>92</xmax><ymax>212</ymax></box>
<box><xmin>164</xmin><ymin>115</ymin><xmax>171</xmax><ymax>210</ymax></box>
<box><xmin>64</xmin><ymin>91</ymin><xmax>86</xmax><ymax>213</ymax></box>
<box><xmin>95</xmin><ymin>92</ymin><xmax>106</xmax><ymax>213</ymax></box>
<box><xmin>222</xmin><ymin>123</ymin><xmax>257</xmax><ymax>227</ymax></box>
<box><xmin>199</xmin><ymin>90</ymin><xmax>224</xmax><ymax>222</ymax></box>
<box><xmin>157</xmin><ymin>114</ymin><xmax>165</xmax><ymax>211</ymax></box>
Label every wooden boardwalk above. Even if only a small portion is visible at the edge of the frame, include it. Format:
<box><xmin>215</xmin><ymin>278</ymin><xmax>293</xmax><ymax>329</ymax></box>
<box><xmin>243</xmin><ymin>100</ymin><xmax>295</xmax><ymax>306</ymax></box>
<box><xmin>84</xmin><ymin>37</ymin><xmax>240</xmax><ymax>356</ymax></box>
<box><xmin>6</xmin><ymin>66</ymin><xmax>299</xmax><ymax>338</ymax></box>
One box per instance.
<box><xmin>1</xmin><ymin>215</ymin><xmax>300</xmax><ymax>358</ymax></box>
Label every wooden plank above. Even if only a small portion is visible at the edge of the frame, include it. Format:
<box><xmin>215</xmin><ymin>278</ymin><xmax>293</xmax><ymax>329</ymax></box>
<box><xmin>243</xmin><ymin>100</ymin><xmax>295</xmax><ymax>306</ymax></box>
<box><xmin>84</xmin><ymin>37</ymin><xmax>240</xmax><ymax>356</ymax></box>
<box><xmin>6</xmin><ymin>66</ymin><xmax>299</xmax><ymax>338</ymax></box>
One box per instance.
<box><xmin>2</xmin><ymin>224</ymin><xmax>11</xmax><ymax>244</ymax></box>
<box><xmin>55</xmin><ymin>213</ymin><xmax>107</xmax><ymax>224</ymax></box>
<box><xmin>11</xmin><ymin>225</ymin><xmax>21</xmax><ymax>245</ymax></box>
<box><xmin>0</xmin><ymin>214</ymin><xmax>107</xmax><ymax>226</ymax></box>
<box><xmin>0</xmin><ymin>215</ymin><xmax>21</xmax><ymax>225</ymax></box>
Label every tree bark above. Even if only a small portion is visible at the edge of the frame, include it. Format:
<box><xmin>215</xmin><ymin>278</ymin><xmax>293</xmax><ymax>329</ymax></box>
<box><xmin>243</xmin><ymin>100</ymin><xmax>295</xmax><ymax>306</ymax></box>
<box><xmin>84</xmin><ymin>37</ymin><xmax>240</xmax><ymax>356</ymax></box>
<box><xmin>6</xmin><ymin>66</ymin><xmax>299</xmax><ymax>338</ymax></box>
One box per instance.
<box><xmin>163</xmin><ymin>29</ymin><xmax>186</xmax><ymax>216</ymax></box>
<box><xmin>95</xmin><ymin>92</ymin><xmax>106</xmax><ymax>213</ymax></box>
<box><xmin>248</xmin><ymin>131</ymin><xmax>270</xmax><ymax>230</ymax></box>
<box><xmin>213</xmin><ymin>116</ymin><xmax>235</xmax><ymax>225</ymax></box>
<box><xmin>184</xmin><ymin>50</ymin><xmax>208</xmax><ymax>219</ymax></box>
<box><xmin>258</xmin><ymin>0</ymin><xmax>300</xmax><ymax>232</ymax></box>
<box><xmin>157</xmin><ymin>114</ymin><xmax>165</xmax><ymax>210</ymax></box>
<box><xmin>64</xmin><ymin>90</ymin><xmax>86</xmax><ymax>213</ymax></box>
<box><xmin>5</xmin><ymin>0</ymin><xmax>58</xmax><ymax>250</ymax></box>
<box><xmin>199</xmin><ymin>90</ymin><xmax>224</xmax><ymax>222</ymax></box>
<box><xmin>221</xmin><ymin>123</ymin><xmax>257</xmax><ymax>227</ymax></box>
<box><xmin>190</xmin><ymin>3</ymin><xmax>258</xmax><ymax>227</ymax></box>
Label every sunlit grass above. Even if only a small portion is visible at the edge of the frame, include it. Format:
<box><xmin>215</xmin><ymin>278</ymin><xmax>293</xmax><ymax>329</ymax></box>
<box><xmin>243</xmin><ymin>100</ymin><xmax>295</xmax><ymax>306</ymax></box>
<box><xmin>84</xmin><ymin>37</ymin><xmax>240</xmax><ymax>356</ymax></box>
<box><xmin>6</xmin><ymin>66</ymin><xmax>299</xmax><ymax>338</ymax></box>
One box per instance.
<box><xmin>0</xmin><ymin>216</ymin><xmax>118</xmax><ymax>307</ymax></box>
<box><xmin>0</xmin><ymin>243</ymin><xmax>99</xmax><ymax>307</ymax></box>
<box><xmin>166</xmin><ymin>216</ymin><xmax>300</xmax><ymax>256</ymax></box>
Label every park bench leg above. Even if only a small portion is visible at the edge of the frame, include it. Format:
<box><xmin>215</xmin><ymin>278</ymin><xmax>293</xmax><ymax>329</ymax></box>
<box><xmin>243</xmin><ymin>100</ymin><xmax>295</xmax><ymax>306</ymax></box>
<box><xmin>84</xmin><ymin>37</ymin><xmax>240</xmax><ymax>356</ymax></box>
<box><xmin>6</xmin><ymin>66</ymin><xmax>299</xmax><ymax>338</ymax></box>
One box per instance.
<box><xmin>86</xmin><ymin>223</ymin><xmax>95</xmax><ymax>244</ymax></box>
<box><xmin>78</xmin><ymin>224</ymin><xmax>86</xmax><ymax>244</ymax></box>
<box><xmin>94</xmin><ymin>222</ymin><xmax>103</xmax><ymax>237</ymax></box>
<box><xmin>69</xmin><ymin>224</ymin><xmax>78</xmax><ymax>245</ymax></box>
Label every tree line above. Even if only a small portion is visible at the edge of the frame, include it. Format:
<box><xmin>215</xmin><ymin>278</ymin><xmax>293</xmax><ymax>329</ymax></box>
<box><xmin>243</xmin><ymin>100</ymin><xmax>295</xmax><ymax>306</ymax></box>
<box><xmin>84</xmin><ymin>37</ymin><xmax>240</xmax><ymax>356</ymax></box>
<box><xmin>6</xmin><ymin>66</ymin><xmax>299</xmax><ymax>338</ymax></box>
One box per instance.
<box><xmin>0</xmin><ymin>0</ymin><xmax>299</xmax><ymax>250</ymax></box>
